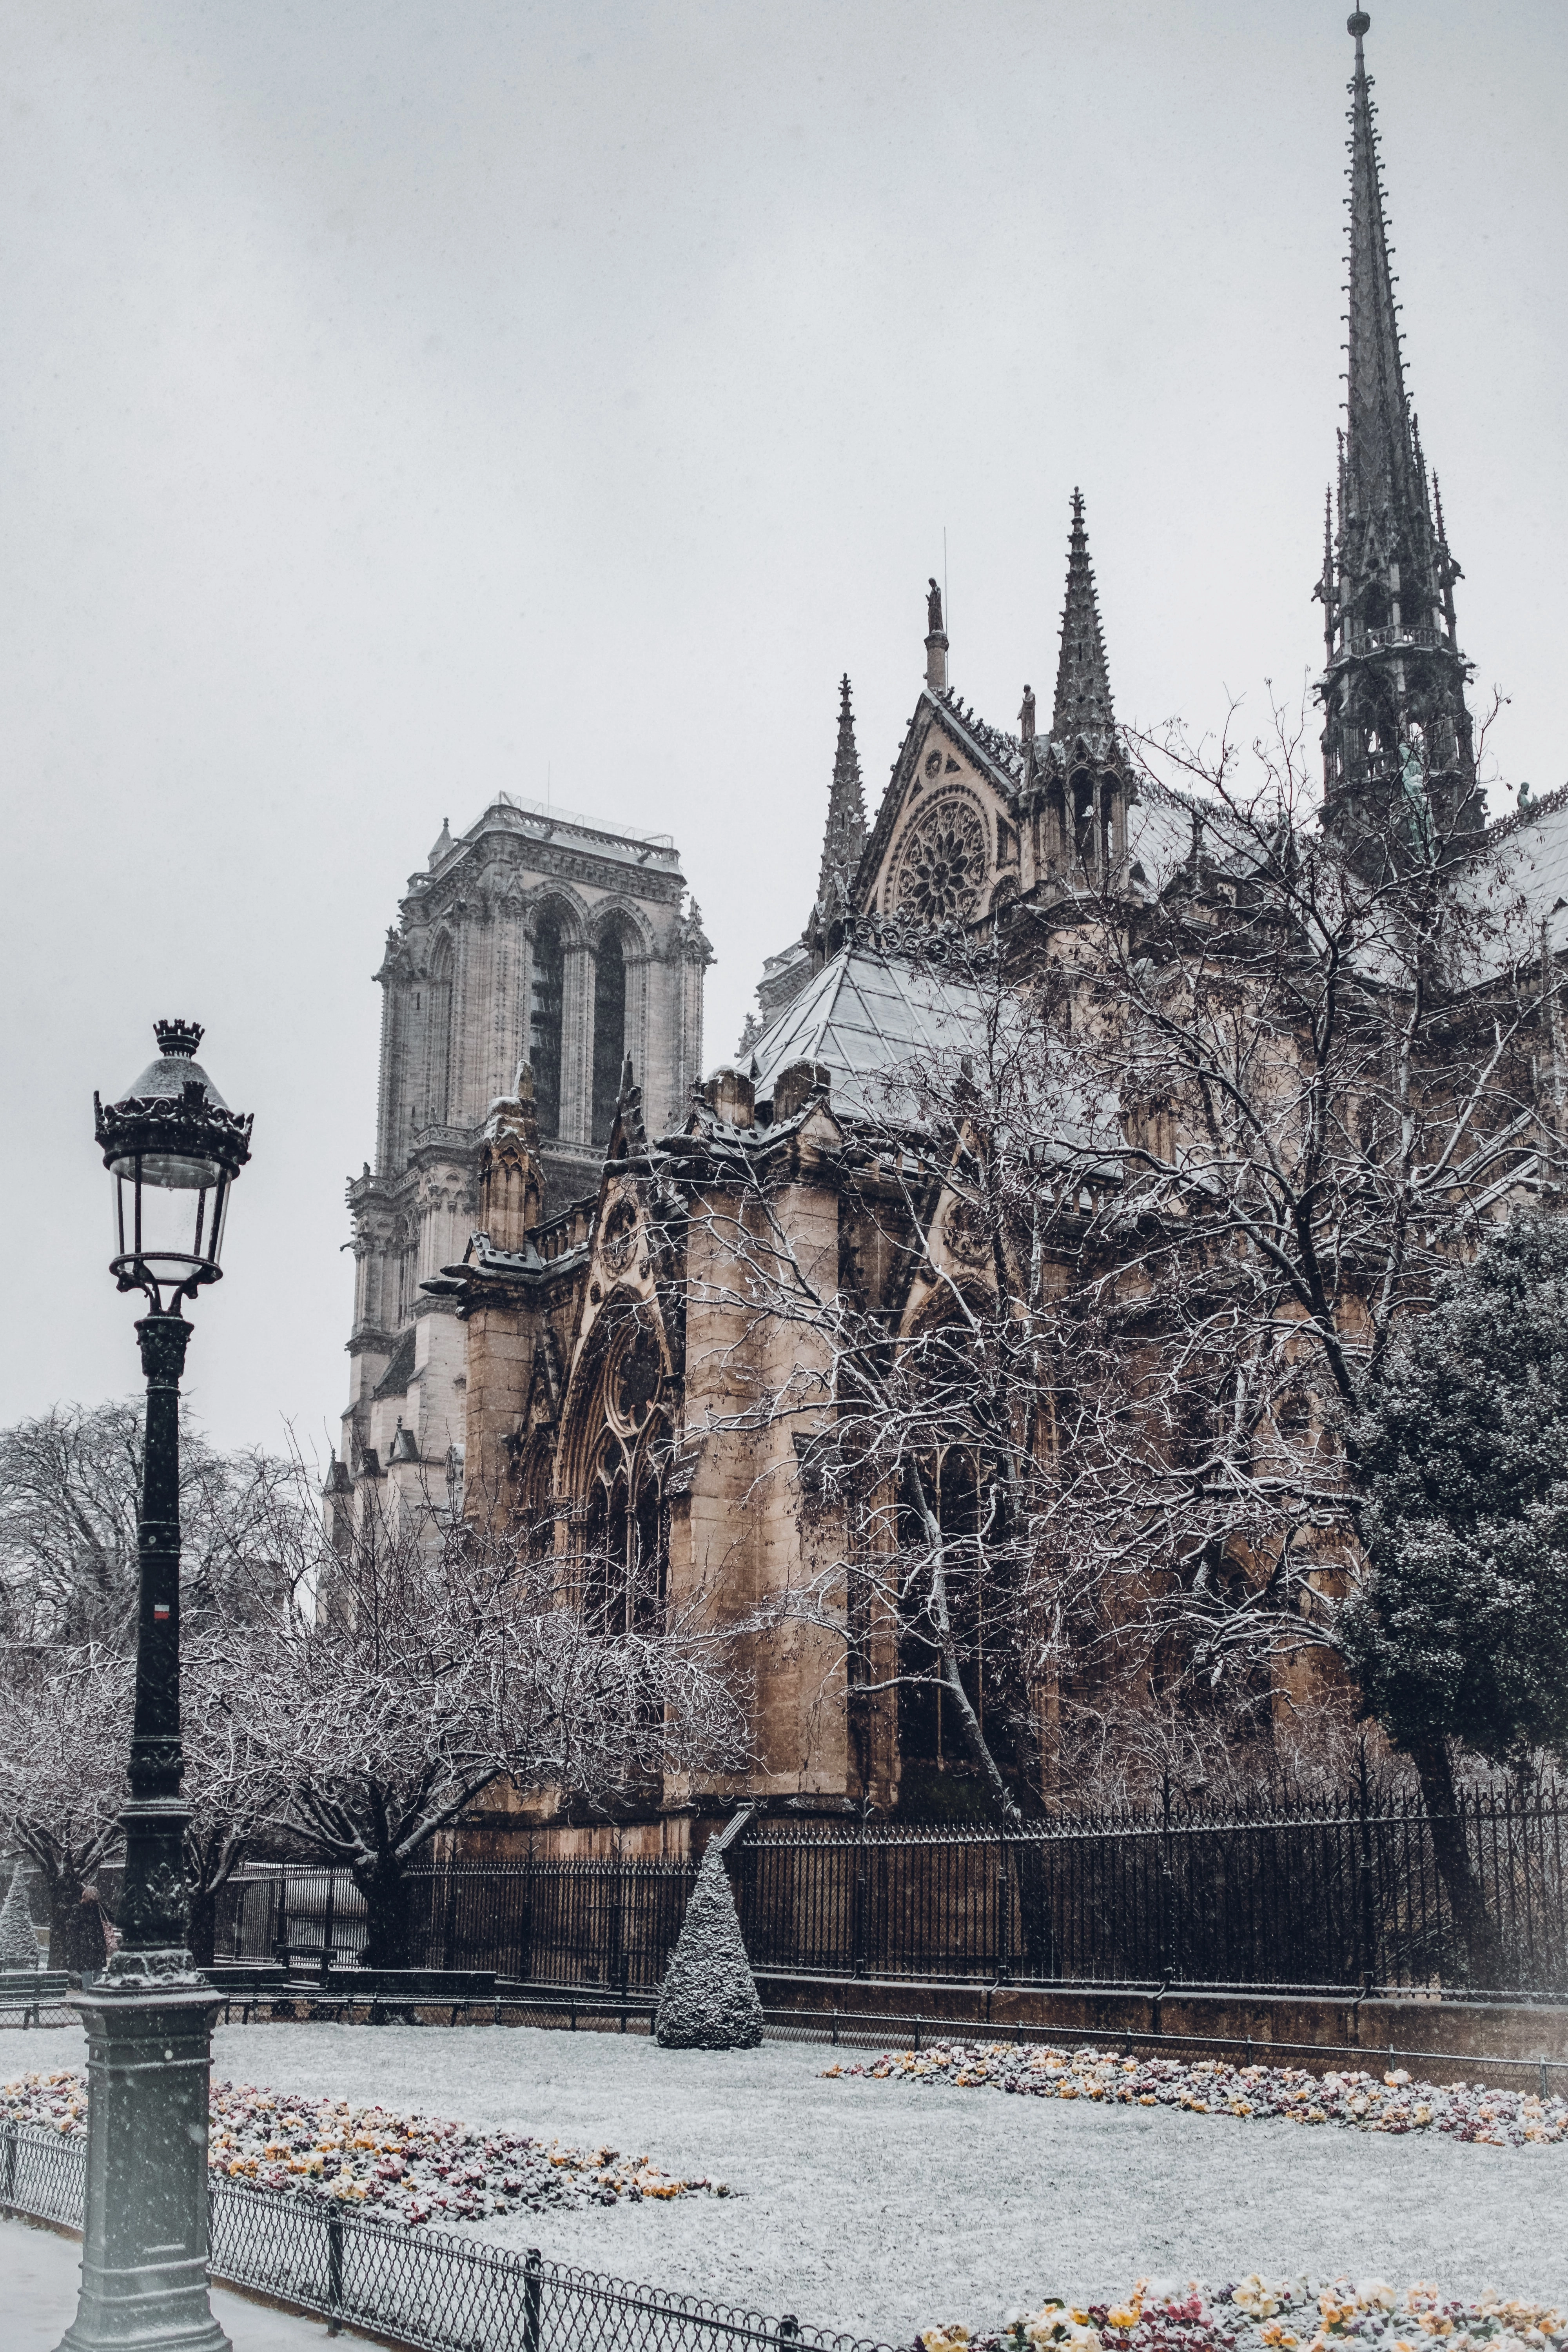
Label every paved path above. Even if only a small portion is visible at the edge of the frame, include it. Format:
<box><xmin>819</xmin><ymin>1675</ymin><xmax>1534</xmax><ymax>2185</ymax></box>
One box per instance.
<box><xmin>6</xmin><ymin>2217</ymin><xmax>347</xmax><ymax>2350</ymax></box>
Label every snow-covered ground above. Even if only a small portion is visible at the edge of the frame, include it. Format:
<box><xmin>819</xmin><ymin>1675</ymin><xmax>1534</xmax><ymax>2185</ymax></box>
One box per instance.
<box><xmin>18</xmin><ymin>2019</ymin><xmax>1568</xmax><ymax>2345</ymax></box>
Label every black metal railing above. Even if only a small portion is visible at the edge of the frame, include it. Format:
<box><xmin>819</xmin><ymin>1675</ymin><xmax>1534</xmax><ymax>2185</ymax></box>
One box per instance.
<box><xmin>222</xmin><ymin>1776</ymin><xmax>1568</xmax><ymax>1999</ymax></box>
<box><xmin>226</xmin><ymin>1855</ymin><xmax>697</xmax><ymax>1989</ymax></box>
<box><xmin>0</xmin><ymin>2120</ymin><xmax>883</xmax><ymax>2352</ymax></box>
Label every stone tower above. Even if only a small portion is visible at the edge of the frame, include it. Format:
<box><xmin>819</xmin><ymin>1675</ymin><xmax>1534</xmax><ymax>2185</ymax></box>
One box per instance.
<box><xmin>1316</xmin><ymin>10</ymin><xmax>1480</xmax><ymax>858</ymax></box>
<box><xmin>328</xmin><ymin>793</ymin><xmax>710</xmax><ymax>1526</ymax></box>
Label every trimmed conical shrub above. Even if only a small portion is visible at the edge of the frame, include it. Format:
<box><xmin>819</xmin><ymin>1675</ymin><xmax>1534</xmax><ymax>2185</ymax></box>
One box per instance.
<box><xmin>654</xmin><ymin>1844</ymin><xmax>762</xmax><ymax>2050</ymax></box>
<box><xmin>0</xmin><ymin>1866</ymin><xmax>41</xmax><ymax>1968</ymax></box>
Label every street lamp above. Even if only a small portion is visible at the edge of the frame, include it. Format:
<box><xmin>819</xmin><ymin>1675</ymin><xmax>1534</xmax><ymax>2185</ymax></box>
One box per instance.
<box><xmin>57</xmin><ymin>1020</ymin><xmax>253</xmax><ymax>2352</ymax></box>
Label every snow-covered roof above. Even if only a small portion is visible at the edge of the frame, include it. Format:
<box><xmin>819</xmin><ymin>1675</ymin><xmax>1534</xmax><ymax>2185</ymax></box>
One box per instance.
<box><xmin>748</xmin><ymin>944</ymin><xmax>989</xmax><ymax>1119</ymax></box>
<box><xmin>1477</xmin><ymin>786</ymin><xmax>1568</xmax><ymax>958</ymax></box>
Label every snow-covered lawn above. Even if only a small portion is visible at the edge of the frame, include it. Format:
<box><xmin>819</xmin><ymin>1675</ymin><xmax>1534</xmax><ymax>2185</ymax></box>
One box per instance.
<box><xmin>32</xmin><ymin>2020</ymin><xmax>1568</xmax><ymax>2344</ymax></box>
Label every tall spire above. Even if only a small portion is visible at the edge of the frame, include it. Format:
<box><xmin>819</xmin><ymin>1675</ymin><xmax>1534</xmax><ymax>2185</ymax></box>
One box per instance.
<box><xmin>816</xmin><ymin>673</ymin><xmax>868</xmax><ymax>914</ymax></box>
<box><xmin>1051</xmin><ymin>489</ymin><xmax>1116</xmax><ymax>751</ymax></box>
<box><xmin>1318</xmin><ymin>11</ymin><xmax>1477</xmax><ymax>855</ymax></box>
<box><xmin>1342</xmin><ymin>9</ymin><xmax>1417</xmax><ymax>547</ymax></box>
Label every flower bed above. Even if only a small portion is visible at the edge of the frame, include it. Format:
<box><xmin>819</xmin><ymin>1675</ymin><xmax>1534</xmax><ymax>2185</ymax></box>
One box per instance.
<box><xmin>918</xmin><ymin>2277</ymin><xmax>1567</xmax><ymax>2352</ymax></box>
<box><xmin>1</xmin><ymin>2070</ymin><xmax>728</xmax><ymax>2225</ymax></box>
<box><xmin>824</xmin><ymin>2043</ymin><xmax>1566</xmax><ymax>2148</ymax></box>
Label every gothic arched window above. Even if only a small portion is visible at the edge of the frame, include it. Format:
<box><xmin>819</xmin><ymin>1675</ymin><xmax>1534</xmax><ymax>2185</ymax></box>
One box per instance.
<box><xmin>425</xmin><ymin>939</ymin><xmax>455</xmax><ymax>1128</ymax></box>
<box><xmin>581</xmin><ymin>1319</ymin><xmax>667</xmax><ymax>1641</ymax></box>
<box><xmin>891</xmin><ymin>1309</ymin><xmax>1021</xmax><ymax>1793</ymax></box>
<box><xmin>530</xmin><ymin>911</ymin><xmax>566</xmax><ymax>1140</ymax></box>
<box><xmin>1071</xmin><ymin>771</ymin><xmax>1095</xmax><ymax>868</ymax></box>
<box><xmin>591</xmin><ymin>926</ymin><xmax>627</xmax><ymax>1145</ymax></box>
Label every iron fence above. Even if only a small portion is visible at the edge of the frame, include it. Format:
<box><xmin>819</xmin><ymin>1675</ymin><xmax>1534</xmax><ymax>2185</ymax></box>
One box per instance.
<box><xmin>734</xmin><ymin>1780</ymin><xmax>1568</xmax><ymax>1996</ymax></box>
<box><xmin>225</xmin><ymin>1777</ymin><xmax>1568</xmax><ymax>1999</ymax></box>
<box><xmin>227</xmin><ymin>1856</ymin><xmax>697</xmax><ymax>1989</ymax></box>
<box><xmin>0</xmin><ymin>2120</ymin><xmax>884</xmax><ymax>2352</ymax></box>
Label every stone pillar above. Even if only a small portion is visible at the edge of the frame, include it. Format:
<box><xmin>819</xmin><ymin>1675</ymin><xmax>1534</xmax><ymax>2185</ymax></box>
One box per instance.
<box><xmin>56</xmin><ymin>1986</ymin><xmax>229</xmax><ymax>2352</ymax></box>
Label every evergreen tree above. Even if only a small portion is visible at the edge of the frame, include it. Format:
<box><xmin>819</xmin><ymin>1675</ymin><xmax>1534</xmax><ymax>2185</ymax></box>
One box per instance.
<box><xmin>0</xmin><ymin>1864</ymin><xmax>41</xmax><ymax>1967</ymax></box>
<box><xmin>655</xmin><ymin>1844</ymin><xmax>763</xmax><ymax>2051</ymax></box>
<box><xmin>1344</xmin><ymin>1209</ymin><xmax>1568</xmax><ymax>1978</ymax></box>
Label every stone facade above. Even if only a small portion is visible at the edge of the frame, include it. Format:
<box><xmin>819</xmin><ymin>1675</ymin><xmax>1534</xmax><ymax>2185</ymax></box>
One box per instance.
<box><xmin>325</xmin><ymin>22</ymin><xmax>1565</xmax><ymax>1856</ymax></box>
<box><xmin>328</xmin><ymin>795</ymin><xmax>710</xmax><ymax>1531</ymax></box>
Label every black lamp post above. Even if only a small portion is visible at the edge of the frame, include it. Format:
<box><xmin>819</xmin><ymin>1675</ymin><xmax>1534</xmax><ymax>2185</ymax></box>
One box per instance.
<box><xmin>56</xmin><ymin>1020</ymin><xmax>252</xmax><ymax>2352</ymax></box>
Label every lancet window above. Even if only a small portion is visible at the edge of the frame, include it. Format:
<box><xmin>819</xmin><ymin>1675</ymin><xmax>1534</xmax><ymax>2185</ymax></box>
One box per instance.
<box><xmin>424</xmin><ymin>940</ymin><xmax>454</xmax><ymax>1128</ymax></box>
<box><xmin>591</xmin><ymin>927</ymin><xmax>628</xmax><ymax>1144</ymax></box>
<box><xmin>530</xmin><ymin>911</ymin><xmax>566</xmax><ymax>1140</ymax></box>
<box><xmin>580</xmin><ymin>1318</ymin><xmax>668</xmax><ymax>1640</ymax></box>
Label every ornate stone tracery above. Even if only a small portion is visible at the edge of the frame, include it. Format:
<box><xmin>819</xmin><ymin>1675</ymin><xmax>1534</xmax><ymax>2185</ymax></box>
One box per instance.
<box><xmin>891</xmin><ymin>794</ymin><xmax>989</xmax><ymax>924</ymax></box>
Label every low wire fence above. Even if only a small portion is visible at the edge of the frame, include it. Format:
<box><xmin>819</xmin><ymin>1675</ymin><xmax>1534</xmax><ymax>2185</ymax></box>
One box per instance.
<box><xmin>0</xmin><ymin>2120</ymin><xmax>883</xmax><ymax>2352</ymax></box>
<box><xmin>224</xmin><ymin>1777</ymin><xmax>1568</xmax><ymax>2000</ymax></box>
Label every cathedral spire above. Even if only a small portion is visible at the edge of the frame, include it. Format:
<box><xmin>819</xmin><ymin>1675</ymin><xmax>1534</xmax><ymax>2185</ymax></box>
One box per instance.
<box><xmin>1051</xmin><ymin>489</ymin><xmax>1116</xmax><ymax>750</ymax></box>
<box><xmin>1319</xmin><ymin>11</ymin><xmax>1477</xmax><ymax>854</ymax></box>
<box><xmin>1342</xmin><ymin>8</ymin><xmax>1418</xmax><ymax>551</ymax></box>
<box><xmin>815</xmin><ymin>673</ymin><xmax>868</xmax><ymax>919</ymax></box>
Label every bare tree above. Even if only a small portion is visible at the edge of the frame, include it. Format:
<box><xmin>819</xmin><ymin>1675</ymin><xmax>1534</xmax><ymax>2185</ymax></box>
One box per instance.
<box><xmin>0</xmin><ymin>1644</ymin><xmax>129</xmax><ymax>1967</ymax></box>
<box><xmin>0</xmin><ymin>1626</ymin><xmax>283</xmax><ymax>1967</ymax></box>
<box><xmin>0</xmin><ymin>1396</ymin><xmax>304</xmax><ymax>1644</ymax></box>
<box><xmin>249</xmin><ymin>1481</ymin><xmax>745</xmax><ymax>1967</ymax></box>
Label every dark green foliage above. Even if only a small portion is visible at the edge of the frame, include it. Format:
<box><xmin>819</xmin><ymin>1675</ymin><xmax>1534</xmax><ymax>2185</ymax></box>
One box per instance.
<box><xmin>1344</xmin><ymin>1209</ymin><xmax>1568</xmax><ymax>1768</ymax></box>
<box><xmin>654</xmin><ymin>1845</ymin><xmax>762</xmax><ymax>2051</ymax></box>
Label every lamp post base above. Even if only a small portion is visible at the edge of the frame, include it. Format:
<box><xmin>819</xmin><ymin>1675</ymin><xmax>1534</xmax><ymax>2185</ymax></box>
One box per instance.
<box><xmin>53</xmin><ymin>1977</ymin><xmax>230</xmax><ymax>2352</ymax></box>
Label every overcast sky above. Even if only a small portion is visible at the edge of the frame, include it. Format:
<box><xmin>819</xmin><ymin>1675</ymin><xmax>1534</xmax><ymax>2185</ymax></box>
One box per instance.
<box><xmin>2</xmin><ymin>0</ymin><xmax>1564</xmax><ymax>1463</ymax></box>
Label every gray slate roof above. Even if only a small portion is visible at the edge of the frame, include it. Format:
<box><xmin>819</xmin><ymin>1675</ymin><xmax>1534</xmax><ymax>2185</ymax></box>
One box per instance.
<box><xmin>748</xmin><ymin>944</ymin><xmax>990</xmax><ymax>1119</ymax></box>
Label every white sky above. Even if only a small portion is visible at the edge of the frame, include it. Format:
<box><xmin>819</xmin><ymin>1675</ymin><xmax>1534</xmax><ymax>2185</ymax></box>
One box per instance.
<box><xmin>2</xmin><ymin>1</ymin><xmax>1564</xmax><ymax>1462</ymax></box>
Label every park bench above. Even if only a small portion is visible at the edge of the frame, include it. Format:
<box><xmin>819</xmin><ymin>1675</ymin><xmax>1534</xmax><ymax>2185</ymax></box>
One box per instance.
<box><xmin>316</xmin><ymin>1967</ymin><xmax>499</xmax><ymax>2025</ymax></box>
<box><xmin>494</xmin><ymin>1978</ymin><xmax>655</xmax><ymax>2034</ymax></box>
<box><xmin>0</xmin><ymin>1970</ymin><xmax>72</xmax><ymax>2027</ymax></box>
<box><xmin>202</xmin><ymin>1962</ymin><xmax>288</xmax><ymax>2022</ymax></box>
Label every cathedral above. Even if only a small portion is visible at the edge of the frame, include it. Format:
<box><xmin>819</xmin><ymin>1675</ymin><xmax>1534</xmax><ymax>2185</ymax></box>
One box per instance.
<box><xmin>325</xmin><ymin>16</ymin><xmax>1568</xmax><ymax>1854</ymax></box>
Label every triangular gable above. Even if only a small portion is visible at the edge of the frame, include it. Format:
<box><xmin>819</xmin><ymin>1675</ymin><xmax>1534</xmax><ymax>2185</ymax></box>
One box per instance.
<box><xmin>855</xmin><ymin>691</ymin><xmax>1027</xmax><ymax>924</ymax></box>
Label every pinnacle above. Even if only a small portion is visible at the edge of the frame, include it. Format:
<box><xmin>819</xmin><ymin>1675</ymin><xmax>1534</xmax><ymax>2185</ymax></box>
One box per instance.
<box><xmin>1051</xmin><ymin>490</ymin><xmax>1116</xmax><ymax>747</ymax></box>
<box><xmin>815</xmin><ymin>671</ymin><xmax>868</xmax><ymax>916</ymax></box>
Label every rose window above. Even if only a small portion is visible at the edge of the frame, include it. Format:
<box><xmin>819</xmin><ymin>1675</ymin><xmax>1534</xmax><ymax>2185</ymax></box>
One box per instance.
<box><xmin>892</xmin><ymin>798</ymin><xmax>987</xmax><ymax>924</ymax></box>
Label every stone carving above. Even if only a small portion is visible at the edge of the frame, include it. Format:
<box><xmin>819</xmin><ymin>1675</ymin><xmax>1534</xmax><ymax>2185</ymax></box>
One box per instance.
<box><xmin>944</xmin><ymin>1198</ymin><xmax>993</xmax><ymax>1267</ymax></box>
<box><xmin>601</xmin><ymin>1197</ymin><xmax>639</xmax><ymax>1275</ymax></box>
<box><xmin>926</xmin><ymin>577</ymin><xmax>944</xmax><ymax>634</ymax></box>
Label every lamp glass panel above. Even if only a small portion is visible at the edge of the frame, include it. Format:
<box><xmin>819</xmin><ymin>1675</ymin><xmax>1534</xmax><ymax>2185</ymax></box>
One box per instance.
<box><xmin>125</xmin><ymin>1164</ymin><xmax>210</xmax><ymax>1264</ymax></box>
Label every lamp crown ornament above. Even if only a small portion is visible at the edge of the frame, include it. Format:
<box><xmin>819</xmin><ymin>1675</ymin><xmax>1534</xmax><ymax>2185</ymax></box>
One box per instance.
<box><xmin>153</xmin><ymin>1017</ymin><xmax>205</xmax><ymax>1058</ymax></box>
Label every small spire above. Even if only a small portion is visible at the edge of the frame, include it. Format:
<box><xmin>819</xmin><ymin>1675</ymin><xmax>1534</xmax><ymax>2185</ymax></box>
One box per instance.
<box><xmin>429</xmin><ymin>816</ymin><xmax>454</xmax><ymax>869</ymax></box>
<box><xmin>1051</xmin><ymin>490</ymin><xmax>1116</xmax><ymax>746</ymax></box>
<box><xmin>815</xmin><ymin>673</ymin><xmax>868</xmax><ymax>917</ymax></box>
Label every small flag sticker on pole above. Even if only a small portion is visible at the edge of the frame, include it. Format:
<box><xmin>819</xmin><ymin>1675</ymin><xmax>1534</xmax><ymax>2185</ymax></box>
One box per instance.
<box><xmin>154</xmin><ymin>1604</ymin><xmax>171</xmax><ymax>1622</ymax></box>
